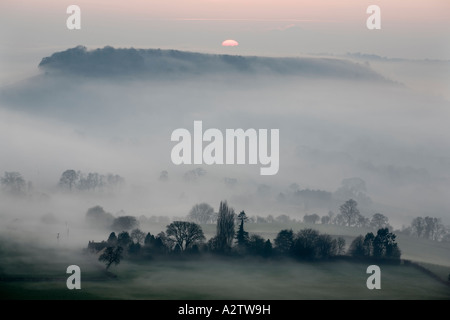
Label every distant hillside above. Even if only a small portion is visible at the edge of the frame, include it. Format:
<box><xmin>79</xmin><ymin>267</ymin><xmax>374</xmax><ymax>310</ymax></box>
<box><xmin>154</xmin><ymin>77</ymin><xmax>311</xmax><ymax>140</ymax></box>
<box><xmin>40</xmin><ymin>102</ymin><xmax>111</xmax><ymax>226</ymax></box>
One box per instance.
<box><xmin>38</xmin><ymin>46</ymin><xmax>387</xmax><ymax>80</ymax></box>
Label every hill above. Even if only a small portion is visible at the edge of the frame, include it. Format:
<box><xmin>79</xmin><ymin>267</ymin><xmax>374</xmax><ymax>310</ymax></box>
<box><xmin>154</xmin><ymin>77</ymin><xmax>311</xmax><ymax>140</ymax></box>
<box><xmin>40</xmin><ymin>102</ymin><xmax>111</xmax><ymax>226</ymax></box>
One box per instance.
<box><xmin>38</xmin><ymin>46</ymin><xmax>388</xmax><ymax>80</ymax></box>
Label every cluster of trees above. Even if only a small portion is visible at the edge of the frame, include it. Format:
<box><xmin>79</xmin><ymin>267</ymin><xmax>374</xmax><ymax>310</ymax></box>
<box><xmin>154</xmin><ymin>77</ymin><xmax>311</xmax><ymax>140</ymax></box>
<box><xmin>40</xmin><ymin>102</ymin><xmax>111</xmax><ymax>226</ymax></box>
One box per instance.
<box><xmin>86</xmin><ymin>205</ymin><xmax>174</xmax><ymax>231</ymax></box>
<box><xmin>186</xmin><ymin>202</ymin><xmax>297</xmax><ymax>225</ymax></box>
<box><xmin>185</xmin><ymin>199</ymin><xmax>393</xmax><ymax>232</ymax></box>
<box><xmin>349</xmin><ymin>228</ymin><xmax>401</xmax><ymax>260</ymax></box>
<box><xmin>91</xmin><ymin>200</ymin><xmax>402</xmax><ymax>270</ymax></box>
<box><xmin>86</xmin><ymin>206</ymin><xmax>139</xmax><ymax>231</ymax></box>
<box><xmin>183</xmin><ymin>168</ymin><xmax>206</xmax><ymax>182</ymax></box>
<box><xmin>319</xmin><ymin>199</ymin><xmax>391</xmax><ymax>230</ymax></box>
<box><xmin>402</xmin><ymin>216</ymin><xmax>449</xmax><ymax>242</ymax></box>
<box><xmin>304</xmin><ymin>201</ymin><xmax>450</xmax><ymax>243</ymax></box>
<box><xmin>93</xmin><ymin>223</ymin><xmax>205</xmax><ymax>269</ymax></box>
<box><xmin>278</xmin><ymin>178</ymin><xmax>372</xmax><ymax>212</ymax></box>
<box><xmin>59</xmin><ymin>169</ymin><xmax>124</xmax><ymax>192</ymax></box>
<box><xmin>0</xmin><ymin>171</ymin><xmax>31</xmax><ymax>196</ymax></box>
<box><xmin>274</xmin><ymin>229</ymin><xmax>346</xmax><ymax>259</ymax></box>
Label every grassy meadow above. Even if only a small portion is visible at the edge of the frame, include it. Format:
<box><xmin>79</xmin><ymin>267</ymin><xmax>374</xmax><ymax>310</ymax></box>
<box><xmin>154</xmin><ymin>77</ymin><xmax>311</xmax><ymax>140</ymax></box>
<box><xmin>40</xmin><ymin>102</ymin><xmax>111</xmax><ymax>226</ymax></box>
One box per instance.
<box><xmin>1</xmin><ymin>221</ymin><xmax>450</xmax><ymax>300</ymax></box>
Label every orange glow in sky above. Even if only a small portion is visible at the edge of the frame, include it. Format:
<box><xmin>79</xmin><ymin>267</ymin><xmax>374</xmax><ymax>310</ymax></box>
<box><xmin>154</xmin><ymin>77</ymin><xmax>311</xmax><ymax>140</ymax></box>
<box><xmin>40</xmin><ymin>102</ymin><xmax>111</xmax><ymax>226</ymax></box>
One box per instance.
<box><xmin>1</xmin><ymin>0</ymin><xmax>449</xmax><ymax>59</ymax></box>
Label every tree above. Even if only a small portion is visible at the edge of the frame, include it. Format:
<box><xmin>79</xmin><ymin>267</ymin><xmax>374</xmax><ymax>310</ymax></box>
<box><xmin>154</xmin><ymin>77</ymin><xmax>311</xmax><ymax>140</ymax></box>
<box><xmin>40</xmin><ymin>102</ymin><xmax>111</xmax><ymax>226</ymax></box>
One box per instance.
<box><xmin>274</xmin><ymin>229</ymin><xmax>294</xmax><ymax>254</ymax></box>
<box><xmin>292</xmin><ymin>229</ymin><xmax>320</xmax><ymax>259</ymax></box>
<box><xmin>275</xmin><ymin>214</ymin><xmax>291</xmax><ymax>224</ymax></box>
<box><xmin>411</xmin><ymin>217</ymin><xmax>426</xmax><ymax>238</ymax></box>
<box><xmin>128</xmin><ymin>242</ymin><xmax>141</xmax><ymax>255</ymax></box>
<box><xmin>206</xmin><ymin>236</ymin><xmax>220</xmax><ymax>252</ymax></box>
<box><xmin>156</xmin><ymin>231</ymin><xmax>174</xmax><ymax>252</ymax></box>
<box><xmin>99</xmin><ymin>246</ymin><xmax>123</xmax><ymax>270</ymax></box>
<box><xmin>303</xmin><ymin>214</ymin><xmax>320</xmax><ymax>224</ymax></box>
<box><xmin>338</xmin><ymin>199</ymin><xmax>361</xmax><ymax>227</ymax></box>
<box><xmin>166</xmin><ymin>221</ymin><xmax>206</xmax><ymax>251</ymax></box>
<box><xmin>247</xmin><ymin>234</ymin><xmax>266</xmax><ymax>255</ymax></box>
<box><xmin>349</xmin><ymin>235</ymin><xmax>365</xmax><ymax>257</ymax></box>
<box><xmin>357</xmin><ymin>215</ymin><xmax>370</xmax><ymax>228</ymax></box>
<box><xmin>216</xmin><ymin>201</ymin><xmax>235</xmax><ymax>253</ymax></box>
<box><xmin>336</xmin><ymin>237</ymin><xmax>346</xmax><ymax>255</ymax></box>
<box><xmin>350</xmin><ymin>229</ymin><xmax>400</xmax><ymax>260</ymax></box>
<box><xmin>117</xmin><ymin>231</ymin><xmax>132</xmax><ymax>248</ymax></box>
<box><xmin>370</xmin><ymin>213</ymin><xmax>390</xmax><ymax>230</ymax></box>
<box><xmin>263</xmin><ymin>239</ymin><xmax>273</xmax><ymax>257</ymax></box>
<box><xmin>105</xmin><ymin>173</ymin><xmax>125</xmax><ymax>190</ymax></box>
<box><xmin>85</xmin><ymin>206</ymin><xmax>114</xmax><ymax>228</ymax></box>
<box><xmin>316</xmin><ymin>234</ymin><xmax>337</xmax><ymax>258</ymax></box>
<box><xmin>144</xmin><ymin>232</ymin><xmax>155</xmax><ymax>246</ymax></box>
<box><xmin>59</xmin><ymin>170</ymin><xmax>79</xmax><ymax>191</ymax></box>
<box><xmin>334</xmin><ymin>177</ymin><xmax>372</xmax><ymax>207</ymax></box>
<box><xmin>363</xmin><ymin>232</ymin><xmax>375</xmax><ymax>256</ymax></box>
<box><xmin>423</xmin><ymin>216</ymin><xmax>445</xmax><ymax>241</ymax></box>
<box><xmin>144</xmin><ymin>232</ymin><xmax>168</xmax><ymax>254</ymax></box>
<box><xmin>235</xmin><ymin>211</ymin><xmax>249</xmax><ymax>249</ymax></box>
<box><xmin>373</xmin><ymin>228</ymin><xmax>400</xmax><ymax>259</ymax></box>
<box><xmin>1</xmin><ymin>171</ymin><xmax>26</xmax><ymax>195</ymax></box>
<box><xmin>173</xmin><ymin>243</ymin><xmax>182</xmax><ymax>254</ymax></box>
<box><xmin>256</xmin><ymin>216</ymin><xmax>267</xmax><ymax>223</ymax></box>
<box><xmin>187</xmin><ymin>203</ymin><xmax>214</xmax><ymax>224</ymax></box>
<box><xmin>79</xmin><ymin>172</ymin><xmax>103</xmax><ymax>191</ymax></box>
<box><xmin>237</xmin><ymin>211</ymin><xmax>248</xmax><ymax>223</ymax></box>
<box><xmin>410</xmin><ymin>216</ymin><xmax>446</xmax><ymax>241</ymax></box>
<box><xmin>130</xmin><ymin>228</ymin><xmax>146</xmax><ymax>244</ymax></box>
<box><xmin>111</xmin><ymin>216</ymin><xmax>139</xmax><ymax>231</ymax></box>
<box><xmin>107</xmin><ymin>232</ymin><xmax>117</xmax><ymax>246</ymax></box>
<box><xmin>321</xmin><ymin>216</ymin><xmax>331</xmax><ymax>225</ymax></box>
<box><xmin>183</xmin><ymin>167</ymin><xmax>206</xmax><ymax>182</ymax></box>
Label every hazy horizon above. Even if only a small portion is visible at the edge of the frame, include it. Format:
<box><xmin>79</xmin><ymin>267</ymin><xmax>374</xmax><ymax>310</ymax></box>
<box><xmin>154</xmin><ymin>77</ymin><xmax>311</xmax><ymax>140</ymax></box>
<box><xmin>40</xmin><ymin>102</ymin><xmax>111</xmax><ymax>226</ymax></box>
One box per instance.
<box><xmin>0</xmin><ymin>46</ymin><xmax>449</xmax><ymax>232</ymax></box>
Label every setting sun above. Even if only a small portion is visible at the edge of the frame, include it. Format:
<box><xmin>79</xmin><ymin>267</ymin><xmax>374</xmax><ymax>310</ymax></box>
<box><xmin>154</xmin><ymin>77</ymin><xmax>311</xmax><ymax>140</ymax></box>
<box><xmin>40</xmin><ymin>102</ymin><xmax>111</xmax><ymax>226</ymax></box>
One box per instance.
<box><xmin>222</xmin><ymin>39</ymin><xmax>239</xmax><ymax>47</ymax></box>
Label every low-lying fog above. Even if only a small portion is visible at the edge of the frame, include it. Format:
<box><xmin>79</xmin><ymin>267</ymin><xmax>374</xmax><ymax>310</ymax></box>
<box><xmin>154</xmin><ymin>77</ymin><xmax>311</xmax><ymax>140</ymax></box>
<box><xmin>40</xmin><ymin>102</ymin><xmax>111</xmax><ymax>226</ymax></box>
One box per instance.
<box><xmin>1</xmin><ymin>47</ymin><xmax>449</xmax><ymax>247</ymax></box>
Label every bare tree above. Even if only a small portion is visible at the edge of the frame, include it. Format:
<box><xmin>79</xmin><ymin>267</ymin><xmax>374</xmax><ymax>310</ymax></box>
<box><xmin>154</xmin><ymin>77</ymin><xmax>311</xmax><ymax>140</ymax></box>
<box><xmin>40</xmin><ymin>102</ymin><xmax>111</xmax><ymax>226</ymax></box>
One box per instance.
<box><xmin>411</xmin><ymin>217</ymin><xmax>426</xmax><ymax>238</ymax></box>
<box><xmin>338</xmin><ymin>199</ymin><xmax>361</xmax><ymax>227</ymax></box>
<box><xmin>1</xmin><ymin>171</ymin><xmax>26</xmax><ymax>195</ymax></box>
<box><xmin>187</xmin><ymin>203</ymin><xmax>214</xmax><ymax>224</ymax></box>
<box><xmin>336</xmin><ymin>237</ymin><xmax>346</xmax><ymax>255</ymax></box>
<box><xmin>422</xmin><ymin>216</ymin><xmax>445</xmax><ymax>241</ymax></box>
<box><xmin>316</xmin><ymin>234</ymin><xmax>337</xmax><ymax>258</ymax></box>
<box><xmin>130</xmin><ymin>228</ymin><xmax>146</xmax><ymax>244</ymax></box>
<box><xmin>59</xmin><ymin>170</ymin><xmax>79</xmax><ymax>191</ymax></box>
<box><xmin>370</xmin><ymin>213</ymin><xmax>391</xmax><ymax>230</ymax></box>
<box><xmin>99</xmin><ymin>246</ymin><xmax>123</xmax><ymax>270</ymax></box>
<box><xmin>166</xmin><ymin>221</ymin><xmax>205</xmax><ymax>251</ymax></box>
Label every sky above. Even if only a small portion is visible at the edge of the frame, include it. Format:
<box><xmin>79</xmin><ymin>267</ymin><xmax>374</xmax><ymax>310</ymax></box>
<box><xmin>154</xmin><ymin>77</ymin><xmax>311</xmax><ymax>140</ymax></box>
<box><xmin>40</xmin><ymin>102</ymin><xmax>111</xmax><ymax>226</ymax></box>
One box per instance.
<box><xmin>1</xmin><ymin>1</ymin><xmax>450</xmax><ymax>84</ymax></box>
<box><xmin>0</xmin><ymin>1</ymin><xmax>449</xmax><ymax>228</ymax></box>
